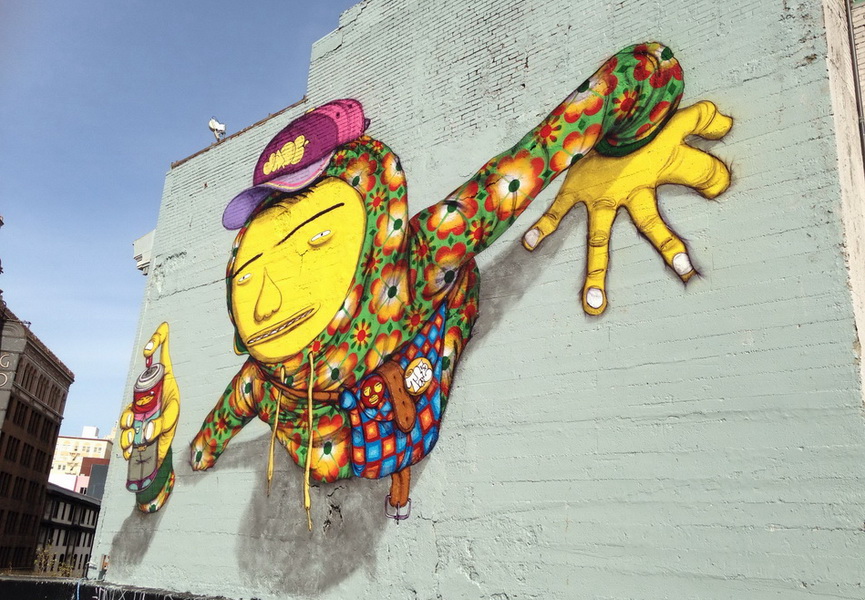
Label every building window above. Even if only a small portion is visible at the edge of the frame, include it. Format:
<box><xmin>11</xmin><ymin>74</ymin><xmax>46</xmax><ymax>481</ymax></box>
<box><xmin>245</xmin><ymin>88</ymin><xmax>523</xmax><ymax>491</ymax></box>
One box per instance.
<box><xmin>11</xmin><ymin>477</ymin><xmax>25</xmax><ymax>500</ymax></box>
<box><xmin>26</xmin><ymin>481</ymin><xmax>38</xmax><ymax>502</ymax></box>
<box><xmin>5</xmin><ymin>512</ymin><xmax>18</xmax><ymax>534</ymax></box>
<box><xmin>18</xmin><ymin>514</ymin><xmax>30</xmax><ymax>535</ymax></box>
<box><xmin>12</xmin><ymin>400</ymin><xmax>28</xmax><ymax>427</ymax></box>
<box><xmin>20</xmin><ymin>444</ymin><xmax>33</xmax><ymax>468</ymax></box>
<box><xmin>0</xmin><ymin>471</ymin><xmax>10</xmax><ymax>497</ymax></box>
<box><xmin>4</xmin><ymin>435</ymin><xmax>19</xmax><ymax>462</ymax></box>
<box><xmin>33</xmin><ymin>450</ymin><xmax>45</xmax><ymax>473</ymax></box>
<box><xmin>20</xmin><ymin>365</ymin><xmax>34</xmax><ymax>391</ymax></box>
<box><xmin>40</xmin><ymin>420</ymin><xmax>59</xmax><ymax>444</ymax></box>
<box><xmin>27</xmin><ymin>411</ymin><xmax>39</xmax><ymax>435</ymax></box>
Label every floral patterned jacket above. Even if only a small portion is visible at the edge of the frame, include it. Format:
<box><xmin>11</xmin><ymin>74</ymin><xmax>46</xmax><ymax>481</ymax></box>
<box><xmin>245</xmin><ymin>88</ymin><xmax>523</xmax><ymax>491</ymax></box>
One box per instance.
<box><xmin>190</xmin><ymin>43</ymin><xmax>684</xmax><ymax>483</ymax></box>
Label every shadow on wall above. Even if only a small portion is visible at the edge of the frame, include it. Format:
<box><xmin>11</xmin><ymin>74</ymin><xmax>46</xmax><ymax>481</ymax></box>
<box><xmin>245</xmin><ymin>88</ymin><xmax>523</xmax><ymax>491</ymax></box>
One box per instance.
<box><xmin>470</xmin><ymin>211</ymin><xmax>577</xmax><ymax>346</ymax></box>
<box><xmin>232</xmin><ymin>434</ymin><xmax>417</xmax><ymax>596</ymax></box>
<box><xmin>112</xmin><ymin>433</ymin><xmax>421</xmax><ymax>594</ymax></box>
<box><xmin>108</xmin><ymin>506</ymin><xmax>166</xmax><ymax>575</ymax></box>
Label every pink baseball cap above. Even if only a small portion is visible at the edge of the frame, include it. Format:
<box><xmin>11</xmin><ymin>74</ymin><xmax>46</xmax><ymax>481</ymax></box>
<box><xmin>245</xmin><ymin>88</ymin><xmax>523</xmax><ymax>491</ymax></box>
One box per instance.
<box><xmin>222</xmin><ymin>99</ymin><xmax>368</xmax><ymax>230</ymax></box>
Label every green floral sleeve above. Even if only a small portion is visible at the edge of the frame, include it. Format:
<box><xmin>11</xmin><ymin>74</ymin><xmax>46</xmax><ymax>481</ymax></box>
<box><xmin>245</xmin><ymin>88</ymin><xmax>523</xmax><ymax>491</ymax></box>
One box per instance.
<box><xmin>190</xmin><ymin>360</ymin><xmax>261</xmax><ymax>469</ymax></box>
<box><xmin>408</xmin><ymin>42</ymin><xmax>684</xmax><ymax>301</ymax></box>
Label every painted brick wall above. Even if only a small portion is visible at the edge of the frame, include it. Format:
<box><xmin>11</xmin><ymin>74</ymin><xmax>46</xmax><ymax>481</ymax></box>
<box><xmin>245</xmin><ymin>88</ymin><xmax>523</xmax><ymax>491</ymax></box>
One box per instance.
<box><xmin>93</xmin><ymin>1</ymin><xmax>865</xmax><ymax>599</ymax></box>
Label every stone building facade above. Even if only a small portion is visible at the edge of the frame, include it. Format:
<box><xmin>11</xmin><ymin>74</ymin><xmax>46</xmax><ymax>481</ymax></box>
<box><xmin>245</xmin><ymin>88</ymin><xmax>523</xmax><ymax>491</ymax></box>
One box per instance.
<box><xmin>0</xmin><ymin>299</ymin><xmax>73</xmax><ymax>570</ymax></box>
<box><xmin>93</xmin><ymin>1</ymin><xmax>865</xmax><ymax>598</ymax></box>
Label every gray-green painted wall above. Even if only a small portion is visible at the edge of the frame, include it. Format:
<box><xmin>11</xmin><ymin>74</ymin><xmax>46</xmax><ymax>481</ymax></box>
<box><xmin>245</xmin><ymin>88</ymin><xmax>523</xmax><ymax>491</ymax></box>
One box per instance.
<box><xmin>93</xmin><ymin>1</ymin><xmax>865</xmax><ymax>598</ymax></box>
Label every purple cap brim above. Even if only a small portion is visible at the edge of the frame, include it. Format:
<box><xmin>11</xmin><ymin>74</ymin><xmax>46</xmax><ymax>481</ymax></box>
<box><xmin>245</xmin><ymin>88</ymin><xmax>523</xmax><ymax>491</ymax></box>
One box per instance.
<box><xmin>222</xmin><ymin>187</ymin><xmax>275</xmax><ymax>230</ymax></box>
<box><xmin>221</xmin><ymin>152</ymin><xmax>333</xmax><ymax>230</ymax></box>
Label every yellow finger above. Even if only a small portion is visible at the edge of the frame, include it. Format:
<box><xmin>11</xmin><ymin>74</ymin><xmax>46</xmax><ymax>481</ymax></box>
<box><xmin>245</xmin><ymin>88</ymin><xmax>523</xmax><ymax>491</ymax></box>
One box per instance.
<box><xmin>624</xmin><ymin>188</ymin><xmax>695</xmax><ymax>282</ymax></box>
<box><xmin>143</xmin><ymin>322</ymin><xmax>170</xmax><ymax>359</ymax></box>
<box><xmin>120</xmin><ymin>407</ymin><xmax>135</xmax><ymax>430</ymax></box>
<box><xmin>661</xmin><ymin>100</ymin><xmax>733</xmax><ymax>144</ymax></box>
<box><xmin>120</xmin><ymin>428</ymin><xmax>134</xmax><ymax>459</ymax></box>
<box><xmin>119</xmin><ymin>425</ymin><xmax>133</xmax><ymax>450</ymax></box>
<box><xmin>582</xmin><ymin>199</ymin><xmax>618</xmax><ymax>315</ymax></box>
<box><xmin>143</xmin><ymin>417</ymin><xmax>164</xmax><ymax>444</ymax></box>
<box><xmin>663</xmin><ymin>145</ymin><xmax>731</xmax><ymax>199</ymax></box>
<box><xmin>688</xmin><ymin>100</ymin><xmax>734</xmax><ymax>140</ymax></box>
<box><xmin>522</xmin><ymin>180</ymin><xmax>581</xmax><ymax>251</ymax></box>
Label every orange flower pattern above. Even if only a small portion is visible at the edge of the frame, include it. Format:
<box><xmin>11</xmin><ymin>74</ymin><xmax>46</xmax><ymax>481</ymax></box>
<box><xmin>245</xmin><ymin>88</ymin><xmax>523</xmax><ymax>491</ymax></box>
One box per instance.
<box><xmin>369</xmin><ymin>261</ymin><xmax>410</xmax><ymax>324</ymax></box>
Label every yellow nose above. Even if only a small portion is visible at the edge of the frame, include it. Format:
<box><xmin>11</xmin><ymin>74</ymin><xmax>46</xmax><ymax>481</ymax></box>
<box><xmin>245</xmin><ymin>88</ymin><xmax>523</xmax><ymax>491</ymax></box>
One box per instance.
<box><xmin>254</xmin><ymin>267</ymin><xmax>282</xmax><ymax>322</ymax></box>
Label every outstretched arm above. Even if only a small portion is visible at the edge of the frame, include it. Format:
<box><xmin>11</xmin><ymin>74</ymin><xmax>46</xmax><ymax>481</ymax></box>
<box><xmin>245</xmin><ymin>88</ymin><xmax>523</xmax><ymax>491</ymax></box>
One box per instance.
<box><xmin>190</xmin><ymin>359</ymin><xmax>261</xmax><ymax>470</ymax></box>
<box><xmin>408</xmin><ymin>43</ymin><xmax>685</xmax><ymax>302</ymax></box>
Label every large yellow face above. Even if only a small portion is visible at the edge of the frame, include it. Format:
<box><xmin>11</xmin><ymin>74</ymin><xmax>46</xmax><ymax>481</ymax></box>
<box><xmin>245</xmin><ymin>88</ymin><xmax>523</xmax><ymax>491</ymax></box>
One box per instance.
<box><xmin>230</xmin><ymin>177</ymin><xmax>366</xmax><ymax>363</ymax></box>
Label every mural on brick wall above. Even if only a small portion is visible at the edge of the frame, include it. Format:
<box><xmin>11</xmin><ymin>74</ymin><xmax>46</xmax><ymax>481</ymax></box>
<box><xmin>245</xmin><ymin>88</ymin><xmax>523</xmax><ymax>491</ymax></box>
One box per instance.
<box><xmin>119</xmin><ymin>323</ymin><xmax>179</xmax><ymax>512</ymax></box>
<box><xmin>174</xmin><ymin>42</ymin><xmax>731</xmax><ymax>525</ymax></box>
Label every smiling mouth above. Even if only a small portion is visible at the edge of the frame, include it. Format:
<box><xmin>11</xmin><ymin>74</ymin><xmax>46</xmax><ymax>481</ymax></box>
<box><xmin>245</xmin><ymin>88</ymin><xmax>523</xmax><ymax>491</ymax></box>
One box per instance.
<box><xmin>247</xmin><ymin>306</ymin><xmax>317</xmax><ymax>346</ymax></box>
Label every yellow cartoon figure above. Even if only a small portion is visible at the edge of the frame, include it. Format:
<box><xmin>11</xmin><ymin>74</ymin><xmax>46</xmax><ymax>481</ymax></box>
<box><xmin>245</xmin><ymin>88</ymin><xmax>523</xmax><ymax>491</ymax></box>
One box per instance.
<box><xmin>190</xmin><ymin>44</ymin><xmax>733</xmax><ymax>524</ymax></box>
<box><xmin>120</xmin><ymin>322</ymin><xmax>180</xmax><ymax>512</ymax></box>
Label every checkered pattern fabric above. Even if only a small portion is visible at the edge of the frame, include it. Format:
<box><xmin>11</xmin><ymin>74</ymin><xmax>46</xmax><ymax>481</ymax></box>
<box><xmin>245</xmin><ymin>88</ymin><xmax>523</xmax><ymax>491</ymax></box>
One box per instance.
<box><xmin>343</xmin><ymin>304</ymin><xmax>446</xmax><ymax>479</ymax></box>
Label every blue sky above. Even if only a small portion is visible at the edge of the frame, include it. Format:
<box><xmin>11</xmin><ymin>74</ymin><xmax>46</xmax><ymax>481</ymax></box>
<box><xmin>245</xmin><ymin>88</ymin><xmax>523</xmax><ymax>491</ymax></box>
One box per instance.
<box><xmin>0</xmin><ymin>1</ymin><xmax>359</xmax><ymax>438</ymax></box>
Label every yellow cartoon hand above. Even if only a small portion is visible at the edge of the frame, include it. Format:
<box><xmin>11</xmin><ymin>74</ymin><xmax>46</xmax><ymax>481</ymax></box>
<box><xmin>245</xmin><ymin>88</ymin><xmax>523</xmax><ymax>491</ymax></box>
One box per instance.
<box><xmin>522</xmin><ymin>100</ymin><xmax>733</xmax><ymax>315</ymax></box>
<box><xmin>119</xmin><ymin>323</ymin><xmax>180</xmax><ymax>466</ymax></box>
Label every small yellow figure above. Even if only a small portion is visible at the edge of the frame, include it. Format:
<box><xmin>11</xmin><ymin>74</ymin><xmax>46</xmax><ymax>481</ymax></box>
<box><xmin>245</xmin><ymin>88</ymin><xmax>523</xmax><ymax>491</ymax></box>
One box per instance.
<box><xmin>119</xmin><ymin>322</ymin><xmax>180</xmax><ymax>512</ymax></box>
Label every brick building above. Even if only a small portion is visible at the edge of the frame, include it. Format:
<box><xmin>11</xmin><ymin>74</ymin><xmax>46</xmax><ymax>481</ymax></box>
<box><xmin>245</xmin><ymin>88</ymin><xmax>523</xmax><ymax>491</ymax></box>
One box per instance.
<box><xmin>0</xmin><ymin>298</ymin><xmax>73</xmax><ymax>571</ymax></box>
<box><xmin>93</xmin><ymin>1</ymin><xmax>865</xmax><ymax>598</ymax></box>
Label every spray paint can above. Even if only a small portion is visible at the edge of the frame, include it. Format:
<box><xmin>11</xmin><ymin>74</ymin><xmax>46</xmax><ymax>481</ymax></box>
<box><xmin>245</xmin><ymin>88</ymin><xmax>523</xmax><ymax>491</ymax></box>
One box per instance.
<box><xmin>126</xmin><ymin>357</ymin><xmax>165</xmax><ymax>492</ymax></box>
